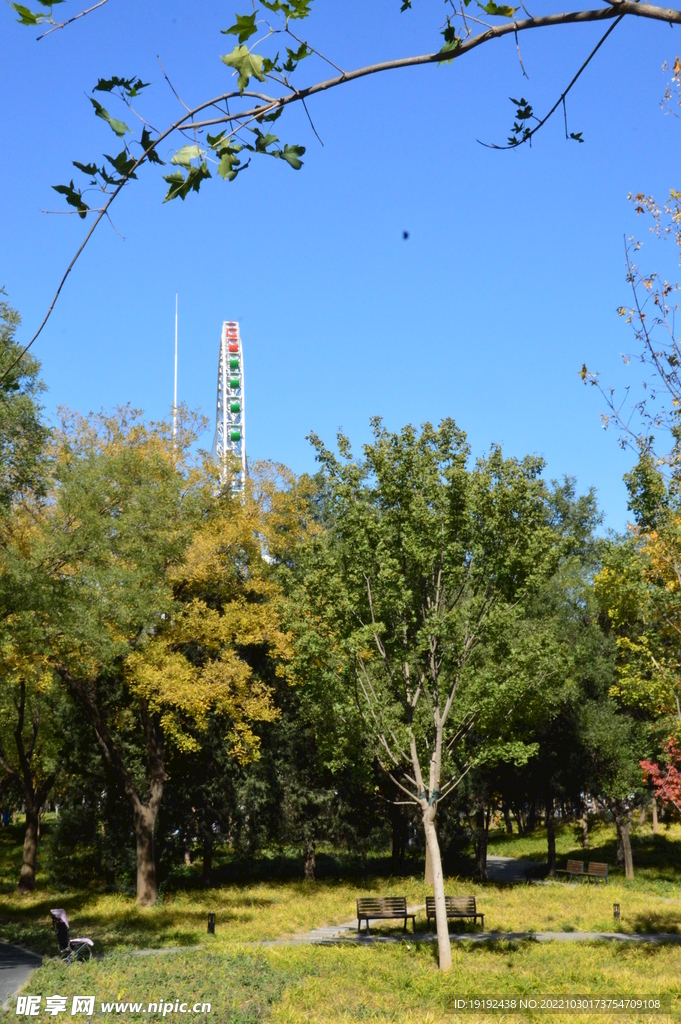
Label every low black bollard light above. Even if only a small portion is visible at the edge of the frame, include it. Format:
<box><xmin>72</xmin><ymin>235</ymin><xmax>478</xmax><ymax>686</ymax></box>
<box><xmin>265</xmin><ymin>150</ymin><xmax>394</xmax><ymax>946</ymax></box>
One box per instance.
<box><xmin>613</xmin><ymin>903</ymin><xmax>620</xmax><ymax>921</ymax></box>
<box><xmin>208</xmin><ymin>913</ymin><xmax>216</xmax><ymax>934</ymax></box>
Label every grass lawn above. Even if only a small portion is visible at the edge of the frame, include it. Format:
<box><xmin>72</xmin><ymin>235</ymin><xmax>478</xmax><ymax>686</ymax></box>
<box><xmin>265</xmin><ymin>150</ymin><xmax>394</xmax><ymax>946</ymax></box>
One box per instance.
<box><xmin>23</xmin><ymin>941</ymin><xmax>681</xmax><ymax>1023</ymax></box>
<box><xmin>2</xmin><ymin>817</ymin><xmax>681</xmax><ymax>1022</ymax></box>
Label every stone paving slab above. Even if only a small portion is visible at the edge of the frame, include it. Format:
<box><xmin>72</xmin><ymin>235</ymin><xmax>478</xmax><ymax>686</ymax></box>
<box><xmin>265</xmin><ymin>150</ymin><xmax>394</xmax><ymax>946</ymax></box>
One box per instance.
<box><xmin>0</xmin><ymin>941</ymin><xmax>42</xmax><ymax>1011</ymax></box>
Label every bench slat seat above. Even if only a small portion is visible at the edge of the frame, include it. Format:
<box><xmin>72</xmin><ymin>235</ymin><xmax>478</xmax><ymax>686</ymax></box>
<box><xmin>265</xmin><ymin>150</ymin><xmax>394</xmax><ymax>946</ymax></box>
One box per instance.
<box><xmin>556</xmin><ymin>859</ymin><xmax>585</xmax><ymax>882</ymax></box>
<box><xmin>356</xmin><ymin>896</ymin><xmax>416</xmax><ymax>935</ymax></box>
<box><xmin>587</xmin><ymin>861</ymin><xmax>608</xmax><ymax>883</ymax></box>
<box><xmin>425</xmin><ymin>896</ymin><xmax>484</xmax><ymax>929</ymax></box>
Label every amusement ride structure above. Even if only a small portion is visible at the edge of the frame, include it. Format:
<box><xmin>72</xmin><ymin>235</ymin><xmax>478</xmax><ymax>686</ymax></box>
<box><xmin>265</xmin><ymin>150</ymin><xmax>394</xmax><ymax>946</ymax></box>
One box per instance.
<box><xmin>214</xmin><ymin>320</ymin><xmax>246</xmax><ymax>490</ymax></box>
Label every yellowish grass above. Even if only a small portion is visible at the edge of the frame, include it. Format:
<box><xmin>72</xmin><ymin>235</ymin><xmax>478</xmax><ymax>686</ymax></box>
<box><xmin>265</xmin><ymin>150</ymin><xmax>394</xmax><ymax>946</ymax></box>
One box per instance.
<box><xmin>2</xmin><ymin>873</ymin><xmax>680</xmax><ymax>955</ymax></box>
<box><xmin>269</xmin><ymin>942</ymin><xmax>681</xmax><ymax>1024</ymax></box>
<box><xmin>23</xmin><ymin>941</ymin><xmax>681</xmax><ymax>1024</ymax></box>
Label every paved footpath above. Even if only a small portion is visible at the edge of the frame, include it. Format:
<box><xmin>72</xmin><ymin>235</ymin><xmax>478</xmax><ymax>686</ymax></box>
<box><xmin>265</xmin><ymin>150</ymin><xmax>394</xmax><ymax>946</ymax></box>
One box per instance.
<box><xmin>0</xmin><ymin>942</ymin><xmax>42</xmax><ymax>1010</ymax></box>
<box><xmin>257</xmin><ymin>903</ymin><xmax>681</xmax><ymax>948</ymax></box>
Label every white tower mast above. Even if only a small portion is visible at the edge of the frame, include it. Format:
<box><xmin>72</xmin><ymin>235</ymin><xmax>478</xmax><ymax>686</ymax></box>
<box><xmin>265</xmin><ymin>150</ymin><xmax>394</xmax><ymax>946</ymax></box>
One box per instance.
<box><xmin>214</xmin><ymin>321</ymin><xmax>246</xmax><ymax>490</ymax></box>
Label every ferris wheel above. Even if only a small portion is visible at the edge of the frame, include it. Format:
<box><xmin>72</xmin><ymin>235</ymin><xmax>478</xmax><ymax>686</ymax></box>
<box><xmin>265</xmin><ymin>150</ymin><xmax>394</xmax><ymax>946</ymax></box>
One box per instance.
<box><xmin>214</xmin><ymin>320</ymin><xmax>246</xmax><ymax>489</ymax></box>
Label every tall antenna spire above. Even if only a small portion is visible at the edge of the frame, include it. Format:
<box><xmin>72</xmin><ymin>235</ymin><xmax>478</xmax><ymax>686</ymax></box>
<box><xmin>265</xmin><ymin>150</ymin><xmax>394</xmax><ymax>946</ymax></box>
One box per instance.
<box><xmin>173</xmin><ymin>293</ymin><xmax>178</xmax><ymax>438</ymax></box>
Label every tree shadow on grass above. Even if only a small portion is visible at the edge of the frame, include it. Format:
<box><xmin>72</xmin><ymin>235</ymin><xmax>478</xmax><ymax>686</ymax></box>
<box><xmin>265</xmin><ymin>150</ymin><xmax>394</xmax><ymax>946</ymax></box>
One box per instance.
<box><xmin>627</xmin><ymin>912</ymin><xmax>681</xmax><ymax>934</ymax></box>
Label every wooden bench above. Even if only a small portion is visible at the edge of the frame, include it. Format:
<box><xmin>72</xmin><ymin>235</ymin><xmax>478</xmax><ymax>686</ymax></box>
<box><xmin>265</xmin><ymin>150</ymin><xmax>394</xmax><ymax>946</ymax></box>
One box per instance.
<box><xmin>425</xmin><ymin>896</ymin><xmax>484</xmax><ymax>930</ymax></box>
<box><xmin>556</xmin><ymin>859</ymin><xmax>585</xmax><ymax>882</ymax></box>
<box><xmin>587</xmin><ymin>861</ymin><xmax>608</xmax><ymax>883</ymax></box>
<box><xmin>356</xmin><ymin>897</ymin><xmax>416</xmax><ymax>935</ymax></box>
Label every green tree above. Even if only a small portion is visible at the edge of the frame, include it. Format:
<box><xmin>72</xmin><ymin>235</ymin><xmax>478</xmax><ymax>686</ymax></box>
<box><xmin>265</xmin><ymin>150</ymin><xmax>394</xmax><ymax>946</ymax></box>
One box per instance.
<box><xmin>302</xmin><ymin>417</ymin><xmax>555</xmax><ymax>970</ymax></box>
<box><xmin>40</xmin><ymin>412</ymin><xmax>284</xmax><ymax>905</ymax></box>
<box><xmin>0</xmin><ymin>297</ymin><xmax>53</xmax><ymax>891</ymax></box>
<box><xmin>582</xmin><ymin>700</ymin><xmax>645</xmax><ymax>879</ymax></box>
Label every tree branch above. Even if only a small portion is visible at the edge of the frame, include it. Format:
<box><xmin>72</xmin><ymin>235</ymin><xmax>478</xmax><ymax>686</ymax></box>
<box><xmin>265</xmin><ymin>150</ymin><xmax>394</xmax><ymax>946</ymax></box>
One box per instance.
<box><xmin>36</xmin><ymin>0</ymin><xmax>108</xmax><ymax>40</ymax></box>
<box><xmin>8</xmin><ymin>1</ymin><xmax>681</xmax><ymax>378</ymax></box>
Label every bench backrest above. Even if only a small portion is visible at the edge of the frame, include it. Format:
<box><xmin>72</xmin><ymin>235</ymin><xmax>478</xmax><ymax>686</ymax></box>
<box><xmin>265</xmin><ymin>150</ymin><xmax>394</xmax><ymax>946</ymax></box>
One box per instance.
<box><xmin>587</xmin><ymin>862</ymin><xmax>608</xmax><ymax>877</ymax></box>
<box><xmin>357</xmin><ymin>896</ymin><xmax>407</xmax><ymax>915</ymax></box>
<box><xmin>425</xmin><ymin>896</ymin><xmax>477</xmax><ymax>915</ymax></box>
<box><xmin>566</xmin><ymin>859</ymin><xmax>584</xmax><ymax>873</ymax></box>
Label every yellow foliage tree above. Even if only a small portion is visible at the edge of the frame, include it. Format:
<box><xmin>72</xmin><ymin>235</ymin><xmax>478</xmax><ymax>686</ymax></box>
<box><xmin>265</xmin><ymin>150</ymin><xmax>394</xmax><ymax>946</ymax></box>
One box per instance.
<box><xmin>39</xmin><ymin>409</ymin><xmax>303</xmax><ymax>905</ymax></box>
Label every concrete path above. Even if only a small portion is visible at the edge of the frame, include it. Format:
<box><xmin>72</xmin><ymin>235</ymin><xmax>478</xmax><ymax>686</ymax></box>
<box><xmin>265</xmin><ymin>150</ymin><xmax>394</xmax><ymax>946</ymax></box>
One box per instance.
<box><xmin>486</xmin><ymin>856</ymin><xmax>545</xmax><ymax>883</ymax></box>
<box><xmin>324</xmin><ymin>930</ymin><xmax>681</xmax><ymax>946</ymax></box>
<box><xmin>0</xmin><ymin>941</ymin><xmax>42</xmax><ymax>1010</ymax></box>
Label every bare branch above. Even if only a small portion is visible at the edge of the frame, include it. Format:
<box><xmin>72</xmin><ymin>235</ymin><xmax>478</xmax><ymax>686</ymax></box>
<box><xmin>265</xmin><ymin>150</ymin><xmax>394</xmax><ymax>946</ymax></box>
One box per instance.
<box><xmin>439</xmin><ymin>761</ymin><xmax>473</xmax><ymax>801</ymax></box>
<box><xmin>480</xmin><ymin>14</ymin><xmax>624</xmax><ymax>150</ymax></box>
<box><xmin>36</xmin><ymin>0</ymin><xmax>108</xmax><ymax>40</ymax></box>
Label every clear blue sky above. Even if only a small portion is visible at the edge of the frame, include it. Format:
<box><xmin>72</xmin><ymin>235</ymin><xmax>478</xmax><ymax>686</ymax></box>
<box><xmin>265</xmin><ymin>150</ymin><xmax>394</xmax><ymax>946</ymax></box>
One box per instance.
<box><xmin>2</xmin><ymin>1</ymin><xmax>680</xmax><ymax>531</ymax></box>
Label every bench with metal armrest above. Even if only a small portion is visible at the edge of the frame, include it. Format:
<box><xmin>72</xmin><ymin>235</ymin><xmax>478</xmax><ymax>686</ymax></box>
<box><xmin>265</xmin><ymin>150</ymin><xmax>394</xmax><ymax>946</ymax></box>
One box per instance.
<box><xmin>556</xmin><ymin>859</ymin><xmax>585</xmax><ymax>882</ymax></box>
<box><xmin>356</xmin><ymin>896</ymin><xmax>416</xmax><ymax>935</ymax></box>
<box><xmin>425</xmin><ymin>895</ymin><xmax>484</xmax><ymax>929</ymax></box>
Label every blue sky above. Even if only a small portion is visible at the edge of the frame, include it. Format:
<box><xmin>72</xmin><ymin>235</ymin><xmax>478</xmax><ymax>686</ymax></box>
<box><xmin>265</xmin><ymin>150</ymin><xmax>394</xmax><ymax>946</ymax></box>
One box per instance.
<box><xmin>2</xmin><ymin>0</ymin><xmax>680</xmax><ymax>531</ymax></box>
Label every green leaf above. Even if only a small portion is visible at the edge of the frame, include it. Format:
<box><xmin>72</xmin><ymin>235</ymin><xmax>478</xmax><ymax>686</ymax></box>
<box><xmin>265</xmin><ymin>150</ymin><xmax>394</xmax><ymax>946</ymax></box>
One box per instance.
<box><xmin>220</xmin><ymin>44</ymin><xmax>267</xmax><ymax>93</ymax></box>
<box><xmin>510</xmin><ymin>97</ymin><xmax>533</xmax><ymax>120</ymax></box>
<box><xmin>104</xmin><ymin>150</ymin><xmax>138</xmax><ymax>178</ymax></box>
<box><xmin>163</xmin><ymin>162</ymin><xmax>211</xmax><ymax>202</ymax></box>
<box><xmin>93</xmin><ymin>76</ymin><xmax>150</xmax><ymax>98</ymax></box>
<box><xmin>221</xmin><ymin>12</ymin><xmax>258</xmax><ymax>43</ymax></box>
<box><xmin>11</xmin><ymin>4</ymin><xmax>43</xmax><ymax>25</ymax></box>
<box><xmin>252</xmin><ymin>130</ymin><xmax>280</xmax><ymax>153</ymax></box>
<box><xmin>255</xmin><ymin>105</ymin><xmax>283</xmax><ymax>123</ymax></box>
<box><xmin>206</xmin><ymin>130</ymin><xmax>226</xmax><ymax>147</ymax></box>
<box><xmin>52</xmin><ymin>180</ymin><xmax>89</xmax><ymax>219</ymax></box>
<box><xmin>89</xmin><ymin>97</ymin><xmax>130</xmax><ymax>137</ymax></box>
<box><xmin>260</xmin><ymin>0</ymin><xmax>312</xmax><ymax>19</ymax></box>
<box><xmin>437</xmin><ymin>17</ymin><xmax>461</xmax><ymax>62</ymax></box>
<box><xmin>72</xmin><ymin>160</ymin><xmax>100</xmax><ymax>177</ymax></box>
<box><xmin>217</xmin><ymin>145</ymin><xmax>247</xmax><ymax>182</ymax></box>
<box><xmin>170</xmin><ymin>144</ymin><xmax>206</xmax><ymax>168</ymax></box>
<box><xmin>276</xmin><ymin>143</ymin><xmax>305</xmax><ymax>169</ymax></box>
<box><xmin>477</xmin><ymin>1</ymin><xmax>519</xmax><ymax>16</ymax></box>
<box><xmin>140</xmin><ymin>127</ymin><xmax>163</xmax><ymax>165</ymax></box>
<box><xmin>207</xmin><ymin>132</ymin><xmax>246</xmax><ymax>181</ymax></box>
<box><xmin>262</xmin><ymin>53</ymin><xmax>282</xmax><ymax>73</ymax></box>
<box><xmin>281</xmin><ymin>41</ymin><xmax>311</xmax><ymax>73</ymax></box>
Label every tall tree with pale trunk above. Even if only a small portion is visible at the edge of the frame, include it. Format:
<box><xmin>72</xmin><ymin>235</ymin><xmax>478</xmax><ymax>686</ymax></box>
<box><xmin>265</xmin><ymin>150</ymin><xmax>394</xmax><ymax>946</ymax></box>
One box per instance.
<box><xmin>304</xmin><ymin>418</ymin><xmax>555</xmax><ymax>970</ymax></box>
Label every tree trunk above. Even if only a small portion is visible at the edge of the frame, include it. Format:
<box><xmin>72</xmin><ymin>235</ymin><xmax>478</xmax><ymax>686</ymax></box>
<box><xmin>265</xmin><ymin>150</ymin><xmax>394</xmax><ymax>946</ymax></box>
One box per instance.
<box><xmin>616</xmin><ymin>824</ymin><xmax>624</xmax><ymax>867</ymax></box>
<box><xmin>652</xmin><ymin>797</ymin><xmax>659</xmax><ymax>834</ymax></box>
<box><xmin>582</xmin><ymin>809</ymin><xmax>589</xmax><ymax>849</ymax></box>
<box><xmin>134</xmin><ymin>803</ymin><xmax>159</xmax><ymax>907</ymax></box>
<box><xmin>502</xmin><ymin>802</ymin><xmax>513</xmax><ymax>835</ymax></box>
<box><xmin>474</xmin><ymin>808</ymin><xmax>488</xmax><ymax>881</ymax></box>
<box><xmin>303</xmin><ymin>842</ymin><xmax>316</xmax><ymax>881</ymax></box>
<box><xmin>638</xmin><ymin>804</ymin><xmax>647</xmax><ymax>826</ymax></box>
<box><xmin>616</xmin><ymin>810</ymin><xmax>634</xmax><ymax>880</ymax></box>
<box><xmin>423</xmin><ymin>810</ymin><xmax>452</xmax><ymax>972</ymax></box>
<box><xmin>18</xmin><ymin>806</ymin><xmax>39</xmax><ymax>893</ymax></box>
<box><xmin>391</xmin><ymin>808</ymin><xmax>406</xmax><ymax>875</ymax></box>
<box><xmin>202</xmin><ymin>835</ymin><xmax>213</xmax><ymax>888</ymax></box>
<box><xmin>56</xmin><ymin>671</ymin><xmax>166</xmax><ymax>909</ymax></box>
<box><xmin>424</xmin><ymin>841</ymin><xmax>433</xmax><ymax>885</ymax></box>
<box><xmin>527</xmin><ymin>800</ymin><xmax>536</xmax><ymax>832</ymax></box>
<box><xmin>546</xmin><ymin>795</ymin><xmax>556</xmax><ymax>877</ymax></box>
